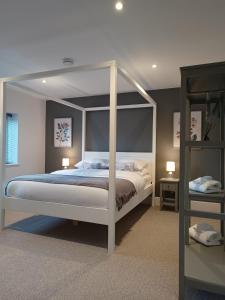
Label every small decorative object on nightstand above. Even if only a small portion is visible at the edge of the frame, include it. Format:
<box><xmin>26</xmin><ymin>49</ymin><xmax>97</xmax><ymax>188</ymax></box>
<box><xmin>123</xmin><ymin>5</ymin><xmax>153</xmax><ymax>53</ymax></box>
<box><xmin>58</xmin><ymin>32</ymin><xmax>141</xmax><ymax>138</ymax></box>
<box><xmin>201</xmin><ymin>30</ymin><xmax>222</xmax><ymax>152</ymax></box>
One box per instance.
<box><xmin>160</xmin><ymin>178</ymin><xmax>179</xmax><ymax>212</ymax></box>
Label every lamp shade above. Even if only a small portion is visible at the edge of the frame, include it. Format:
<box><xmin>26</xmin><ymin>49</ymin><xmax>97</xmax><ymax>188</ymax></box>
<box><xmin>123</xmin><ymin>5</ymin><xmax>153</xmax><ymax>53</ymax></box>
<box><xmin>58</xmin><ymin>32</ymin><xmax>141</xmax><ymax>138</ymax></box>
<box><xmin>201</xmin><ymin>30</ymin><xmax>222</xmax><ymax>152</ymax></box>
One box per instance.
<box><xmin>62</xmin><ymin>158</ymin><xmax>70</xmax><ymax>168</ymax></box>
<box><xmin>166</xmin><ymin>161</ymin><xmax>175</xmax><ymax>172</ymax></box>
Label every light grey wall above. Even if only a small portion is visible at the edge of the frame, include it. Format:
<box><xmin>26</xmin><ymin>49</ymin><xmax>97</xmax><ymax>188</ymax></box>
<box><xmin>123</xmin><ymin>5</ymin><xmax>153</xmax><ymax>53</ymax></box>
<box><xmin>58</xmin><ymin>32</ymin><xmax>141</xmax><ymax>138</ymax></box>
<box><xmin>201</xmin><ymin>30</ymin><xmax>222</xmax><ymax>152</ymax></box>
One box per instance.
<box><xmin>6</xmin><ymin>87</ymin><xmax>46</xmax><ymax>182</ymax></box>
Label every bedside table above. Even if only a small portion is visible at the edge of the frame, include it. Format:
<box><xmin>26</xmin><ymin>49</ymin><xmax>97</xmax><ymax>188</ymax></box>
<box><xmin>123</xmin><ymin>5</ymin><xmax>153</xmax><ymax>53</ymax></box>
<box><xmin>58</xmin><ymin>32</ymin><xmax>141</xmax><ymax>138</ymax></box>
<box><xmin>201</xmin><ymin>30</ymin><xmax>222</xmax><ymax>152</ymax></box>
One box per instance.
<box><xmin>160</xmin><ymin>178</ymin><xmax>179</xmax><ymax>212</ymax></box>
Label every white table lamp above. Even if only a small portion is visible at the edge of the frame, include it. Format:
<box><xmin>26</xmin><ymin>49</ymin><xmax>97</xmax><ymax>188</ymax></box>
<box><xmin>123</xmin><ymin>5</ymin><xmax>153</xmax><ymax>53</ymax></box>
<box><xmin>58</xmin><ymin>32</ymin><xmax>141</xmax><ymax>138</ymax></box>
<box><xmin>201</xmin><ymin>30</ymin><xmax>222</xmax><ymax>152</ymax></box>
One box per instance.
<box><xmin>62</xmin><ymin>158</ymin><xmax>70</xmax><ymax>169</ymax></box>
<box><xmin>166</xmin><ymin>161</ymin><xmax>175</xmax><ymax>177</ymax></box>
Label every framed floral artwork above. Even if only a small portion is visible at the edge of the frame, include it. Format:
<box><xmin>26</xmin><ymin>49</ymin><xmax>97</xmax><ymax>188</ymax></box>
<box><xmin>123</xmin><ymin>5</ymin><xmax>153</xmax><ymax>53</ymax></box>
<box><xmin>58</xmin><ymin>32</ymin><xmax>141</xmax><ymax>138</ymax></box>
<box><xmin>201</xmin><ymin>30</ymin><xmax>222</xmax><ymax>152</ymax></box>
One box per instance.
<box><xmin>54</xmin><ymin>118</ymin><xmax>72</xmax><ymax>148</ymax></box>
<box><xmin>173</xmin><ymin>111</ymin><xmax>202</xmax><ymax>148</ymax></box>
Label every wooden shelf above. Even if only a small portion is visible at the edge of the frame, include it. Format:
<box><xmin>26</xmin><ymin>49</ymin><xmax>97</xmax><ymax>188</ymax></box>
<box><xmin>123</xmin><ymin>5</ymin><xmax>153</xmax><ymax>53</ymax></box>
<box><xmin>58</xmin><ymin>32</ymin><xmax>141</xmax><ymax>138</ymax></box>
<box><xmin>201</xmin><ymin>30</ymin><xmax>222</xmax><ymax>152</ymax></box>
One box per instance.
<box><xmin>189</xmin><ymin>190</ymin><xmax>225</xmax><ymax>203</ymax></box>
<box><xmin>185</xmin><ymin>243</ymin><xmax>225</xmax><ymax>291</ymax></box>
<box><xmin>187</xmin><ymin>92</ymin><xmax>222</xmax><ymax>105</ymax></box>
<box><xmin>185</xmin><ymin>209</ymin><xmax>225</xmax><ymax>220</ymax></box>
<box><xmin>185</xmin><ymin>141</ymin><xmax>225</xmax><ymax>149</ymax></box>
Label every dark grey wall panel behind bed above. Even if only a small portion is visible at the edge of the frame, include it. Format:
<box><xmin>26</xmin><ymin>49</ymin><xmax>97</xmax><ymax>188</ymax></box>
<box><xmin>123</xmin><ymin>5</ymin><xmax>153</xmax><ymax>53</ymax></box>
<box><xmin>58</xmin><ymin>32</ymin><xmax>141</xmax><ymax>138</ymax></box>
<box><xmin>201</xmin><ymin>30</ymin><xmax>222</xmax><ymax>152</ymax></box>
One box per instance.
<box><xmin>86</xmin><ymin>108</ymin><xmax>153</xmax><ymax>152</ymax></box>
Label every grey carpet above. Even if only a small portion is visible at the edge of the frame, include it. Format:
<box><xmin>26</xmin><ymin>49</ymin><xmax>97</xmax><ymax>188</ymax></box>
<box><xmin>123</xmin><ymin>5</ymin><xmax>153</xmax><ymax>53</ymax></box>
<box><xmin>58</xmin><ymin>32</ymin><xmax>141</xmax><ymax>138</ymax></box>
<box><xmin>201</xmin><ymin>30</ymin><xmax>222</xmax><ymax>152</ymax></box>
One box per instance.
<box><xmin>0</xmin><ymin>205</ymin><xmax>223</xmax><ymax>300</ymax></box>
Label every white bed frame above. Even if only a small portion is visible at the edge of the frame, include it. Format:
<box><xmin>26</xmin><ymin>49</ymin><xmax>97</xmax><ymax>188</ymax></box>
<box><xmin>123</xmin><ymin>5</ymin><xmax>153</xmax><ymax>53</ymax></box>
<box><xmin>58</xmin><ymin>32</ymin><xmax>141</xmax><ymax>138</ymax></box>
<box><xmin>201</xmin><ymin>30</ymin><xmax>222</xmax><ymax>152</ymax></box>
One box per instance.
<box><xmin>0</xmin><ymin>60</ymin><xmax>157</xmax><ymax>254</ymax></box>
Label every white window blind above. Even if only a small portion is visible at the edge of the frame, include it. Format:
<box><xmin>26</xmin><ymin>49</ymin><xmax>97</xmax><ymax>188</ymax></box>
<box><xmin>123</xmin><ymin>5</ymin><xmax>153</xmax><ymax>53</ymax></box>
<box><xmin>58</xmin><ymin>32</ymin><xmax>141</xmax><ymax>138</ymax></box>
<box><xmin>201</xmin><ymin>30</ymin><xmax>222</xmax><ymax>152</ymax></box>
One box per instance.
<box><xmin>6</xmin><ymin>113</ymin><xmax>18</xmax><ymax>165</ymax></box>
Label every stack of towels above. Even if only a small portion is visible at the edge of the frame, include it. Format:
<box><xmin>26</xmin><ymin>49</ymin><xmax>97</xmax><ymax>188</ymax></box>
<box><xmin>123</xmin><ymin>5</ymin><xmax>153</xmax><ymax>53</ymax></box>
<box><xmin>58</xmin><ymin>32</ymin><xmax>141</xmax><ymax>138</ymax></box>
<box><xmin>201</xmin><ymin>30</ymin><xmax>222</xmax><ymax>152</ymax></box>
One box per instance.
<box><xmin>189</xmin><ymin>223</ymin><xmax>222</xmax><ymax>246</ymax></box>
<box><xmin>189</xmin><ymin>176</ymin><xmax>221</xmax><ymax>193</ymax></box>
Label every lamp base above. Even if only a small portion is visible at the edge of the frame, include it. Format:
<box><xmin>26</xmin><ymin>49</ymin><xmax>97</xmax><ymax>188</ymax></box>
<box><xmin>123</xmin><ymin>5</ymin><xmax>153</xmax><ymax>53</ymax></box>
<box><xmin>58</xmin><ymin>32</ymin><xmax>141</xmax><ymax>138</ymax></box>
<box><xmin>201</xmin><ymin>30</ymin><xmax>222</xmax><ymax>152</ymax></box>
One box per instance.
<box><xmin>167</xmin><ymin>171</ymin><xmax>173</xmax><ymax>178</ymax></box>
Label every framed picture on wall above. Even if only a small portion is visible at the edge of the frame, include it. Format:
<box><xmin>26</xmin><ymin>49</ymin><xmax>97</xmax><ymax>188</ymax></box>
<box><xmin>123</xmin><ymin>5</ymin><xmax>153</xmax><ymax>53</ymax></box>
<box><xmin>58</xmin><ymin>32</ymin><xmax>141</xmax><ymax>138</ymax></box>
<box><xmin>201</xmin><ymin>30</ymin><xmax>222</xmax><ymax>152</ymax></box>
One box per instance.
<box><xmin>54</xmin><ymin>118</ymin><xmax>72</xmax><ymax>148</ymax></box>
<box><xmin>173</xmin><ymin>111</ymin><xmax>202</xmax><ymax>148</ymax></box>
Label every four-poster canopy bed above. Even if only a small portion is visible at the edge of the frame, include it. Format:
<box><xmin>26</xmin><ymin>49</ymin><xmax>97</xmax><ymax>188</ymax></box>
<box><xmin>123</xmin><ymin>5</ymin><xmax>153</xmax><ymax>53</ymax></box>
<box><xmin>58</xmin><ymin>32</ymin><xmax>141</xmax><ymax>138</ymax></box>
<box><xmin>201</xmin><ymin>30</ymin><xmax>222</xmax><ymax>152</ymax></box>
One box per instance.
<box><xmin>0</xmin><ymin>60</ymin><xmax>157</xmax><ymax>253</ymax></box>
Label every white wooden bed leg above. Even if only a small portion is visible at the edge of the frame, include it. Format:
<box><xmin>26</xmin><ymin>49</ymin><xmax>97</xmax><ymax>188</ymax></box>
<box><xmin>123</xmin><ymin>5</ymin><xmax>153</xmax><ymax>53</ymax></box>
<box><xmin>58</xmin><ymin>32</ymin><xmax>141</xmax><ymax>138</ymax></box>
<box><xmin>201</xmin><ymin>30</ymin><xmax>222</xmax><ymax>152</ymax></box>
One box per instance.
<box><xmin>152</xmin><ymin>104</ymin><xmax>157</xmax><ymax>207</ymax></box>
<box><xmin>143</xmin><ymin>193</ymin><xmax>153</xmax><ymax>206</ymax></box>
<box><xmin>108</xmin><ymin>222</ymin><xmax>115</xmax><ymax>254</ymax></box>
<box><xmin>152</xmin><ymin>186</ymin><xmax>156</xmax><ymax>206</ymax></box>
<box><xmin>0</xmin><ymin>209</ymin><xmax>5</xmax><ymax>231</ymax></box>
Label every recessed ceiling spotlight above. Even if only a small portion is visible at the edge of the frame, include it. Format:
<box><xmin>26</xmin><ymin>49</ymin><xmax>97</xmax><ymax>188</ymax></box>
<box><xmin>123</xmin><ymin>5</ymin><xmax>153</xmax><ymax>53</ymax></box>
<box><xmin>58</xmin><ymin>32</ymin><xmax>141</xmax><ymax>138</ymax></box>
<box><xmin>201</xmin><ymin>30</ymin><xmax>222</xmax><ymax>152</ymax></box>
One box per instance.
<box><xmin>152</xmin><ymin>64</ymin><xmax>157</xmax><ymax>69</ymax></box>
<box><xmin>42</xmin><ymin>79</ymin><xmax>47</xmax><ymax>84</ymax></box>
<box><xmin>63</xmin><ymin>57</ymin><xmax>74</xmax><ymax>66</ymax></box>
<box><xmin>115</xmin><ymin>1</ymin><xmax>123</xmax><ymax>11</ymax></box>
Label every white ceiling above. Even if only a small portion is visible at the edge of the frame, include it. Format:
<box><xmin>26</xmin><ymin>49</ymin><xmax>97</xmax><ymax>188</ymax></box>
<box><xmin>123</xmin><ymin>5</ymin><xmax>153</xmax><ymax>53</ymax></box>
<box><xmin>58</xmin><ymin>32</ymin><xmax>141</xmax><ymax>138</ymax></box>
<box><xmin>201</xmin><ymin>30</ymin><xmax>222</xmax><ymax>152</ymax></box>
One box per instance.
<box><xmin>1</xmin><ymin>0</ymin><xmax>225</xmax><ymax>98</ymax></box>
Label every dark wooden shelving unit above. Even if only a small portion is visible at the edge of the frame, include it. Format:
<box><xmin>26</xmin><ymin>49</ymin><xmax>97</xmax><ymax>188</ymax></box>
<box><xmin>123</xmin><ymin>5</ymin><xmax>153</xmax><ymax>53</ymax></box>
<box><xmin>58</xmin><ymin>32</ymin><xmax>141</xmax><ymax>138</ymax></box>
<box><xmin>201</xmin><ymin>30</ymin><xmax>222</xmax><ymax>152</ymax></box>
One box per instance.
<box><xmin>179</xmin><ymin>61</ymin><xmax>225</xmax><ymax>299</ymax></box>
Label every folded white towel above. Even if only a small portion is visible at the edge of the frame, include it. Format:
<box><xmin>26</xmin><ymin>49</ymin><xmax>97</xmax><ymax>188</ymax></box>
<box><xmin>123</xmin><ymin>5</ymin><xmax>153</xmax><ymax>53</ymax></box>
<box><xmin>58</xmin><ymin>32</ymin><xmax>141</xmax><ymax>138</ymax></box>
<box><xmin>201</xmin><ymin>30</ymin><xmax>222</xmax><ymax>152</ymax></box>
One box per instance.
<box><xmin>200</xmin><ymin>231</ymin><xmax>221</xmax><ymax>243</ymax></box>
<box><xmin>189</xmin><ymin>176</ymin><xmax>221</xmax><ymax>193</ymax></box>
<box><xmin>192</xmin><ymin>223</ymin><xmax>214</xmax><ymax>234</ymax></box>
<box><xmin>189</xmin><ymin>223</ymin><xmax>222</xmax><ymax>246</ymax></box>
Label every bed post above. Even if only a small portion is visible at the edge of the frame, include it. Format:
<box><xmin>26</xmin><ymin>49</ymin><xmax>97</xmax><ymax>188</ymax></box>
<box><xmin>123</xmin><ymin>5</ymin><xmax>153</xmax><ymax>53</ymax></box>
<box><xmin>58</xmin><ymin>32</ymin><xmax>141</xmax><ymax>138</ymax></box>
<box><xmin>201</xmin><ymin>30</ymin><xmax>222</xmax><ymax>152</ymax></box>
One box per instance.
<box><xmin>82</xmin><ymin>110</ymin><xmax>86</xmax><ymax>161</ymax></box>
<box><xmin>0</xmin><ymin>81</ymin><xmax>6</xmax><ymax>230</ymax></box>
<box><xmin>108</xmin><ymin>61</ymin><xmax>117</xmax><ymax>254</ymax></box>
<box><xmin>152</xmin><ymin>104</ymin><xmax>157</xmax><ymax>206</ymax></box>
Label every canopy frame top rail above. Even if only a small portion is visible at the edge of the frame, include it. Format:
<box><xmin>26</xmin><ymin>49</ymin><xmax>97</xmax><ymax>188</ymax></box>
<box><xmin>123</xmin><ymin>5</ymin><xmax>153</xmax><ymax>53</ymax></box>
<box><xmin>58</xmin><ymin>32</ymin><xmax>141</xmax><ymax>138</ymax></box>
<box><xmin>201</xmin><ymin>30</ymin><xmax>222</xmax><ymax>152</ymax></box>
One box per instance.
<box><xmin>0</xmin><ymin>60</ymin><xmax>156</xmax><ymax>109</ymax></box>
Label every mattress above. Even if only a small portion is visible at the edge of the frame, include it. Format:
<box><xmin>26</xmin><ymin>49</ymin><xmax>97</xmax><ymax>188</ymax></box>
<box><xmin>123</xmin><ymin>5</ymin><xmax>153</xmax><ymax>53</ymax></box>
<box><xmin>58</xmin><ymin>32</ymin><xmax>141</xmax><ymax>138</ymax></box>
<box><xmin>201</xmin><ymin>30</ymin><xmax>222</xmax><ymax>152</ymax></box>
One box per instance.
<box><xmin>6</xmin><ymin>169</ymin><xmax>152</xmax><ymax>209</ymax></box>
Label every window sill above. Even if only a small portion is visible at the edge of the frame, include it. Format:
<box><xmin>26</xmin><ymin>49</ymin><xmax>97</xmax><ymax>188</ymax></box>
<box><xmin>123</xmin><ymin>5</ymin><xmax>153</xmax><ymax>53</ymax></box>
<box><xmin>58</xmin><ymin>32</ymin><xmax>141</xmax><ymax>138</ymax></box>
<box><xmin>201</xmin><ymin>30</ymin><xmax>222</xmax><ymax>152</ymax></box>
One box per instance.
<box><xmin>5</xmin><ymin>164</ymin><xmax>20</xmax><ymax>167</ymax></box>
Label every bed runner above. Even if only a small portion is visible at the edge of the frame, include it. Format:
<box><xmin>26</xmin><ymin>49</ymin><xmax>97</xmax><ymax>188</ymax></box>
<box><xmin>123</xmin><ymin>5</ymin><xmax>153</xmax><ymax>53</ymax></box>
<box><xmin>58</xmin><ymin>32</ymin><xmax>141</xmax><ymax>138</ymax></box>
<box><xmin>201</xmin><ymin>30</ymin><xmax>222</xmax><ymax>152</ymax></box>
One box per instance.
<box><xmin>6</xmin><ymin>174</ymin><xmax>137</xmax><ymax>210</ymax></box>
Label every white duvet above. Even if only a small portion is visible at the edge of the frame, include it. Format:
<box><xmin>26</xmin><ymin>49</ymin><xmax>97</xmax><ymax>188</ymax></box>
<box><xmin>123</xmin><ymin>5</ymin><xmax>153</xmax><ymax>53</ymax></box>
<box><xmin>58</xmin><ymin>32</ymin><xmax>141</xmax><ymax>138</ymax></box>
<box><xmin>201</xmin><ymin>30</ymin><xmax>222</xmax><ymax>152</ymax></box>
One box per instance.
<box><xmin>6</xmin><ymin>169</ymin><xmax>151</xmax><ymax>209</ymax></box>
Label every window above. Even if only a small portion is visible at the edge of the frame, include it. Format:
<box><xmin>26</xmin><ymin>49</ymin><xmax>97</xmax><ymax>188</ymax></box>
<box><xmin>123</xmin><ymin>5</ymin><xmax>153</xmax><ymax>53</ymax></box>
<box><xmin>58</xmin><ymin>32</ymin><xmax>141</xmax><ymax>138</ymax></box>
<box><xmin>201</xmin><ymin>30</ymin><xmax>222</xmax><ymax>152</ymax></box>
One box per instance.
<box><xmin>6</xmin><ymin>113</ymin><xmax>18</xmax><ymax>165</ymax></box>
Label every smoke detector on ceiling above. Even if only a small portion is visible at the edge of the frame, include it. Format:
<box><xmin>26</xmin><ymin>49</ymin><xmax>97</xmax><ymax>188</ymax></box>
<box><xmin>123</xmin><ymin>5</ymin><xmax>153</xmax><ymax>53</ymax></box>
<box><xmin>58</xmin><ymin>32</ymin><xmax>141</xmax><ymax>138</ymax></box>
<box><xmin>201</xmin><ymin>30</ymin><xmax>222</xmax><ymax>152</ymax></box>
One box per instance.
<box><xmin>62</xmin><ymin>57</ymin><xmax>74</xmax><ymax>66</ymax></box>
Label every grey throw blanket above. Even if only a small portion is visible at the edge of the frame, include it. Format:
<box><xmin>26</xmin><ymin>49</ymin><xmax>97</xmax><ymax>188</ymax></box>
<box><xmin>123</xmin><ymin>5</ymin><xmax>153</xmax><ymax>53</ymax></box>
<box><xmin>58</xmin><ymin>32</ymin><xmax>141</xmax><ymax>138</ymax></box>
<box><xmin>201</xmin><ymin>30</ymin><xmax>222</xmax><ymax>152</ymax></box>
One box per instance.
<box><xmin>6</xmin><ymin>174</ymin><xmax>137</xmax><ymax>210</ymax></box>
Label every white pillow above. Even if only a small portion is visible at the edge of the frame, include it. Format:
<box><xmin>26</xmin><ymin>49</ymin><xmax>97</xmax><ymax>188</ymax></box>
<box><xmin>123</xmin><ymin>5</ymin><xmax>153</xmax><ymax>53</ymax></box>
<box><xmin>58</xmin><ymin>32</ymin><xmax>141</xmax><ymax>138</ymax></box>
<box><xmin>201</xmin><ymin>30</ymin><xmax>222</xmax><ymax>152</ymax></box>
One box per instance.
<box><xmin>75</xmin><ymin>160</ymin><xmax>100</xmax><ymax>169</ymax></box>
<box><xmin>116</xmin><ymin>160</ymin><xmax>135</xmax><ymax>171</ymax></box>
<box><xmin>75</xmin><ymin>160</ymin><xmax>84</xmax><ymax>169</ymax></box>
<box><xmin>75</xmin><ymin>159</ymin><xmax>109</xmax><ymax>169</ymax></box>
<box><xmin>138</xmin><ymin>168</ymin><xmax>149</xmax><ymax>176</ymax></box>
<box><xmin>134</xmin><ymin>160</ymin><xmax>149</xmax><ymax>172</ymax></box>
<box><xmin>98</xmin><ymin>159</ymin><xmax>109</xmax><ymax>169</ymax></box>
